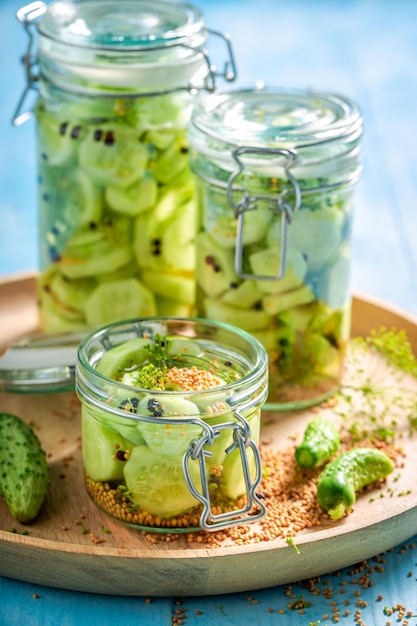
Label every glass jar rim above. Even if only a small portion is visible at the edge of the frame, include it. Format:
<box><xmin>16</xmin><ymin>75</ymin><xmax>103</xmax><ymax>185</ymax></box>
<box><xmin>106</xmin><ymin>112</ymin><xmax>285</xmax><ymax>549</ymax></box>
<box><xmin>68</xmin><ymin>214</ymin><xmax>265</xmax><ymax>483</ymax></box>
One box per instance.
<box><xmin>37</xmin><ymin>0</ymin><xmax>206</xmax><ymax>51</ymax></box>
<box><xmin>189</xmin><ymin>84</ymin><xmax>363</xmax><ymax>150</ymax></box>
<box><xmin>188</xmin><ymin>84</ymin><xmax>363</xmax><ymax>184</ymax></box>
<box><xmin>33</xmin><ymin>0</ymin><xmax>210</xmax><ymax>96</ymax></box>
<box><xmin>76</xmin><ymin>316</ymin><xmax>269</xmax><ymax>414</ymax></box>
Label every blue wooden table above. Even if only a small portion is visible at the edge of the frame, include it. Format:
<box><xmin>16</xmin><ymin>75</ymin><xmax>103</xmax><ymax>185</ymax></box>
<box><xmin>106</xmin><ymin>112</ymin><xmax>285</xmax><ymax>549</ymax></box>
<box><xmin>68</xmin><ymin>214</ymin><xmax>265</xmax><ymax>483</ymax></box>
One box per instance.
<box><xmin>1</xmin><ymin>0</ymin><xmax>417</xmax><ymax>624</ymax></box>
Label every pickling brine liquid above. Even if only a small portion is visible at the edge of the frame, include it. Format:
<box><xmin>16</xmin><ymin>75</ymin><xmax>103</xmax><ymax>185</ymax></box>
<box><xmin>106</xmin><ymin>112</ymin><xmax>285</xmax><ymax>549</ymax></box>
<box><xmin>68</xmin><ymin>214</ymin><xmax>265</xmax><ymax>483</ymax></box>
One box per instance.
<box><xmin>36</xmin><ymin>90</ymin><xmax>197</xmax><ymax>331</ymax></box>
<box><xmin>15</xmin><ymin>0</ymin><xmax>237</xmax><ymax>332</ymax></box>
<box><xmin>188</xmin><ymin>86</ymin><xmax>363</xmax><ymax>410</ymax></box>
<box><xmin>194</xmin><ymin>181</ymin><xmax>353</xmax><ymax>408</ymax></box>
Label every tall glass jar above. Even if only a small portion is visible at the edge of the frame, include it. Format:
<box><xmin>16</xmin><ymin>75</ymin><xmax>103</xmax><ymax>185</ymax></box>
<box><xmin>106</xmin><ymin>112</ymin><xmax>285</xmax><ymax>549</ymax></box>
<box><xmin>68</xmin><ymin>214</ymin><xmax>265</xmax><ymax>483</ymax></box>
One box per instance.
<box><xmin>187</xmin><ymin>86</ymin><xmax>363</xmax><ymax>411</ymax></box>
<box><xmin>14</xmin><ymin>0</ymin><xmax>236</xmax><ymax>331</ymax></box>
<box><xmin>76</xmin><ymin>317</ymin><xmax>268</xmax><ymax>532</ymax></box>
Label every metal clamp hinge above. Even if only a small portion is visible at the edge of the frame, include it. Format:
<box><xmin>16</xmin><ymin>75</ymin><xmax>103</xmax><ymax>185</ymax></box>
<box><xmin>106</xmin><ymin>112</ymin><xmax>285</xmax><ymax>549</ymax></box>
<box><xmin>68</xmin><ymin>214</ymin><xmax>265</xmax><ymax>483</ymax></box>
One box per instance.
<box><xmin>182</xmin><ymin>408</ymin><xmax>266</xmax><ymax>531</ymax></box>
<box><xmin>12</xmin><ymin>2</ymin><xmax>46</xmax><ymax>126</ymax></box>
<box><xmin>226</xmin><ymin>147</ymin><xmax>301</xmax><ymax>281</ymax></box>
<box><xmin>11</xmin><ymin>4</ymin><xmax>237</xmax><ymax>124</ymax></box>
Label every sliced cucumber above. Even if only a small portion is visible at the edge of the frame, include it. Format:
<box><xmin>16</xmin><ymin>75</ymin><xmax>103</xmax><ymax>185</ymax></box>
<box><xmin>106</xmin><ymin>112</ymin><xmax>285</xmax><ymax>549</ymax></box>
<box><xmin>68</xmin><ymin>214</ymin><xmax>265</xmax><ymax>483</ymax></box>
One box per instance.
<box><xmin>160</xmin><ymin>199</ymin><xmax>196</xmax><ymax>273</ymax></box>
<box><xmin>123</xmin><ymin>445</ymin><xmax>202</xmax><ymax>518</ymax></box>
<box><xmin>303</xmin><ymin>333</ymin><xmax>341</xmax><ymax>377</ymax></box>
<box><xmin>200</xmin><ymin>413</ymin><xmax>234</xmax><ymax>469</ymax></box>
<box><xmin>251</xmin><ymin>328</ymin><xmax>284</xmax><ymax>351</ymax></box>
<box><xmin>136</xmin><ymin>396</ymin><xmax>202</xmax><ymax>456</ymax></box>
<box><xmin>85</xmin><ymin>278</ymin><xmax>157</xmax><ymax>327</ymax></box>
<box><xmin>96</xmin><ymin>337</ymin><xmax>152</xmax><ymax>380</ymax></box>
<box><xmin>141</xmin><ymin>270</ymin><xmax>195</xmax><ymax>305</ymax></box>
<box><xmin>262</xmin><ymin>284</ymin><xmax>315</xmax><ymax>315</ymax></box>
<box><xmin>134</xmin><ymin>92</ymin><xmax>186</xmax><ymax>130</ymax></box>
<box><xmin>155</xmin><ymin>296</ymin><xmax>194</xmax><ymax>317</ymax></box>
<box><xmin>203</xmin><ymin>188</ymin><xmax>272</xmax><ymax>249</ymax></box>
<box><xmin>67</xmin><ymin>168</ymin><xmax>103</xmax><ymax>227</ymax></box>
<box><xmin>220</xmin><ymin>441</ymin><xmax>257</xmax><ymax>500</ymax></box>
<box><xmin>146</xmin><ymin>128</ymin><xmax>178</xmax><ymax>150</ymax></box>
<box><xmin>134</xmin><ymin>189</ymin><xmax>195</xmax><ymax>273</ymax></box>
<box><xmin>278</xmin><ymin>302</ymin><xmax>317</xmax><ymax>333</ymax></box>
<box><xmin>37</xmin><ymin>108</ymin><xmax>81</xmax><ymax>166</ymax></box>
<box><xmin>49</xmin><ymin>272</ymin><xmax>95</xmax><ymax>314</ymax></box>
<box><xmin>82</xmin><ymin>408</ymin><xmax>132</xmax><ymax>482</ymax></box>
<box><xmin>249</xmin><ymin>247</ymin><xmax>308</xmax><ymax>295</ymax></box>
<box><xmin>314</xmin><ymin>246</ymin><xmax>351</xmax><ymax>308</ymax></box>
<box><xmin>166</xmin><ymin>338</ymin><xmax>204</xmax><ymax>360</ymax></box>
<box><xmin>153</xmin><ymin>138</ymin><xmax>189</xmax><ymax>184</ymax></box>
<box><xmin>38</xmin><ymin>274</ymin><xmax>86</xmax><ymax>322</ymax></box>
<box><xmin>96</xmin><ymin>263</ymin><xmax>138</xmax><ymax>284</ymax></box>
<box><xmin>221</xmin><ymin>280</ymin><xmax>263</xmax><ymax>309</ymax></box>
<box><xmin>287</xmin><ymin>207</ymin><xmax>344</xmax><ymax>273</ymax></box>
<box><xmin>38</xmin><ymin>165</ymin><xmax>103</xmax><ymax>261</ymax></box>
<box><xmin>196</xmin><ymin>232</ymin><xmax>236</xmax><ymax>298</ymax></box>
<box><xmin>60</xmin><ymin>236</ymin><xmax>133</xmax><ymax>280</ymax></box>
<box><xmin>105</xmin><ymin>173</ymin><xmax>158</xmax><ymax>216</ymax></box>
<box><xmin>79</xmin><ymin>124</ymin><xmax>149</xmax><ymax>189</ymax></box>
<box><xmin>204</xmin><ymin>298</ymin><xmax>272</xmax><ymax>332</ymax></box>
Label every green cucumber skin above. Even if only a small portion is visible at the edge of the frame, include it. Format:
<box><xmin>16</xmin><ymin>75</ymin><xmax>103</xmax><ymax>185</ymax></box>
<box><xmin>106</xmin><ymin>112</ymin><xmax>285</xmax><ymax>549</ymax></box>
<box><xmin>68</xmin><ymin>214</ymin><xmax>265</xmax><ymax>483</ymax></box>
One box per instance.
<box><xmin>0</xmin><ymin>413</ymin><xmax>49</xmax><ymax>523</ymax></box>
<box><xmin>295</xmin><ymin>415</ymin><xmax>340</xmax><ymax>468</ymax></box>
<box><xmin>316</xmin><ymin>447</ymin><xmax>394</xmax><ymax>520</ymax></box>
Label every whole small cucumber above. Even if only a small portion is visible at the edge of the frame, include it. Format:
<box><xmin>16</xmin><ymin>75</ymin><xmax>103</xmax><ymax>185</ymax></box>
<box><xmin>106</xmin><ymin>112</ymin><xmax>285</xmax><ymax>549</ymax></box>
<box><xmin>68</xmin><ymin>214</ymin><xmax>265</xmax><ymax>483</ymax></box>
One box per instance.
<box><xmin>317</xmin><ymin>447</ymin><xmax>394</xmax><ymax>520</ymax></box>
<box><xmin>0</xmin><ymin>413</ymin><xmax>49</xmax><ymax>523</ymax></box>
<box><xmin>295</xmin><ymin>415</ymin><xmax>340</xmax><ymax>469</ymax></box>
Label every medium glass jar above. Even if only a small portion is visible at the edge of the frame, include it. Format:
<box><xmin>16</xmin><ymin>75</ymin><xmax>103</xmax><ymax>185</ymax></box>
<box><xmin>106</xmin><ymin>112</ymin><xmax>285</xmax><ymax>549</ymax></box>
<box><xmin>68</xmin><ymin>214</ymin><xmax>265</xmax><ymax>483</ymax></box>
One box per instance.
<box><xmin>14</xmin><ymin>0</ymin><xmax>236</xmax><ymax>331</ymax></box>
<box><xmin>76</xmin><ymin>317</ymin><xmax>268</xmax><ymax>532</ymax></box>
<box><xmin>187</xmin><ymin>85</ymin><xmax>363</xmax><ymax>411</ymax></box>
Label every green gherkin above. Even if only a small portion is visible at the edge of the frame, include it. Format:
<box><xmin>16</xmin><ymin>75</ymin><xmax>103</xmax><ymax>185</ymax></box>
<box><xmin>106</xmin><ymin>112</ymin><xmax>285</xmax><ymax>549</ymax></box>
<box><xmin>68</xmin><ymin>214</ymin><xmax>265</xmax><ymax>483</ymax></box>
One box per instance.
<box><xmin>295</xmin><ymin>415</ymin><xmax>341</xmax><ymax>469</ymax></box>
<box><xmin>317</xmin><ymin>447</ymin><xmax>394</xmax><ymax>520</ymax></box>
<box><xmin>0</xmin><ymin>413</ymin><xmax>49</xmax><ymax>523</ymax></box>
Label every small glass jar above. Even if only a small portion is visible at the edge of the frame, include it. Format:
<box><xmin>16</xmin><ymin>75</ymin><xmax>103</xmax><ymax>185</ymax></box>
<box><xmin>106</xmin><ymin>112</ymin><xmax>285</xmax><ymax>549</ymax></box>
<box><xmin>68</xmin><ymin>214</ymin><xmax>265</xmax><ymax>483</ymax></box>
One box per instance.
<box><xmin>76</xmin><ymin>317</ymin><xmax>268</xmax><ymax>532</ymax></box>
<box><xmin>187</xmin><ymin>85</ymin><xmax>363</xmax><ymax>411</ymax></box>
<box><xmin>14</xmin><ymin>0</ymin><xmax>236</xmax><ymax>332</ymax></box>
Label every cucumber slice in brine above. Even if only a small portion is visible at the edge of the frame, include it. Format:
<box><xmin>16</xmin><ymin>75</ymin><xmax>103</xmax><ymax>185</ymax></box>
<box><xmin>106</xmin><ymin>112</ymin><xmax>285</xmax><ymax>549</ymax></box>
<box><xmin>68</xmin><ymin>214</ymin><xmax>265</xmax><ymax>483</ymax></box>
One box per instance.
<box><xmin>134</xmin><ymin>186</ymin><xmax>195</xmax><ymax>273</ymax></box>
<box><xmin>166</xmin><ymin>338</ymin><xmax>204</xmax><ymax>360</ymax></box>
<box><xmin>141</xmin><ymin>271</ymin><xmax>195</xmax><ymax>305</ymax></box>
<box><xmin>79</xmin><ymin>124</ymin><xmax>149</xmax><ymax>189</ymax></box>
<box><xmin>215</xmin><ymin>409</ymin><xmax>261</xmax><ymax>499</ymax></box>
<box><xmin>155</xmin><ymin>296</ymin><xmax>194</xmax><ymax>317</ymax></box>
<box><xmin>220</xmin><ymin>441</ymin><xmax>257</xmax><ymax>500</ymax></box>
<box><xmin>203</xmin><ymin>189</ymin><xmax>272</xmax><ymax>249</ymax></box>
<box><xmin>59</xmin><ymin>231</ymin><xmax>133</xmax><ymax>280</ymax></box>
<box><xmin>37</xmin><ymin>109</ymin><xmax>81</xmax><ymax>166</ymax></box>
<box><xmin>82</xmin><ymin>408</ymin><xmax>132</xmax><ymax>482</ymax></box>
<box><xmin>85</xmin><ymin>278</ymin><xmax>157</xmax><ymax>327</ymax></box>
<box><xmin>96</xmin><ymin>337</ymin><xmax>151</xmax><ymax>380</ymax></box>
<box><xmin>105</xmin><ymin>173</ymin><xmax>157</xmax><ymax>216</ymax></box>
<box><xmin>153</xmin><ymin>139</ymin><xmax>189</xmax><ymax>184</ymax></box>
<box><xmin>123</xmin><ymin>445</ymin><xmax>202</xmax><ymax>518</ymax></box>
<box><xmin>136</xmin><ymin>396</ymin><xmax>202</xmax><ymax>457</ymax></box>
<box><xmin>66</xmin><ymin>169</ymin><xmax>103</xmax><ymax>227</ymax></box>
<box><xmin>49</xmin><ymin>272</ymin><xmax>95</xmax><ymax>314</ymax></box>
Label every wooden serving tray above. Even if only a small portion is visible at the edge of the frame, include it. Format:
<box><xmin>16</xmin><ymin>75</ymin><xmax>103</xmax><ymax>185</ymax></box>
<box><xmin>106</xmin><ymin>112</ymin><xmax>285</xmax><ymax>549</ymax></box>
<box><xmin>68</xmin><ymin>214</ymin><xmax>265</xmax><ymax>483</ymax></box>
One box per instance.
<box><xmin>1</xmin><ymin>273</ymin><xmax>417</xmax><ymax>597</ymax></box>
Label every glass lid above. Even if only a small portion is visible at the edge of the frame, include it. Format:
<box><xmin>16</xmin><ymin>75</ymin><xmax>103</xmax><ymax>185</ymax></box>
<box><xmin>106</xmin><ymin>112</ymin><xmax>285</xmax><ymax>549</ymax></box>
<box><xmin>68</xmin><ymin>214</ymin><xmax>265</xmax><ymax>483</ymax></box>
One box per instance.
<box><xmin>38</xmin><ymin>0</ymin><xmax>205</xmax><ymax>50</ymax></box>
<box><xmin>190</xmin><ymin>85</ymin><xmax>362</xmax><ymax>148</ymax></box>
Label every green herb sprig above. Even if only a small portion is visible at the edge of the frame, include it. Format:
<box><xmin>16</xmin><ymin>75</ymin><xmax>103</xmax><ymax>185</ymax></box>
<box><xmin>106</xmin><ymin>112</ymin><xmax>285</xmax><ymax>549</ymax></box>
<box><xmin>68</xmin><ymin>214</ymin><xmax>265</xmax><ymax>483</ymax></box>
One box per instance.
<box><xmin>137</xmin><ymin>333</ymin><xmax>236</xmax><ymax>390</ymax></box>
<box><xmin>336</xmin><ymin>327</ymin><xmax>417</xmax><ymax>441</ymax></box>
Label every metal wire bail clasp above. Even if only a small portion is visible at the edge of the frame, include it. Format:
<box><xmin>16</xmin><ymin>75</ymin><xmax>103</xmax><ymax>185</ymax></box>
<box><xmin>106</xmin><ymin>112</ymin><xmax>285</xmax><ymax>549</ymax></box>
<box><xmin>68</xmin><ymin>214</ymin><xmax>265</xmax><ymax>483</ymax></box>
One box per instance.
<box><xmin>182</xmin><ymin>403</ymin><xmax>266</xmax><ymax>531</ymax></box>
<box><xmin>202</xmin><ymin>28</ymin><xmax>237</xmax><ymax>90</ymax></box>
<box><xmin>226</xmin><ymin>147</ymin><xmax>301</xmax><ymax>281</ymax></box>
<box><xmin>12</xmin><ymin>1</ymin><xmax>46</xmax><ymax>126</ymax></box>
